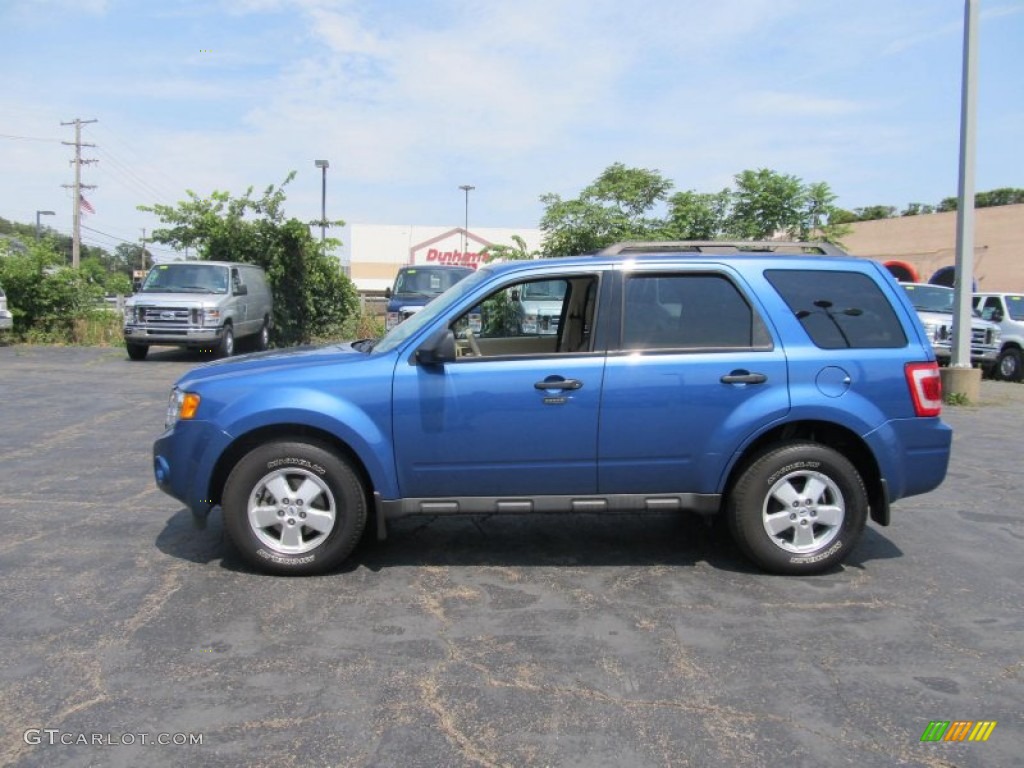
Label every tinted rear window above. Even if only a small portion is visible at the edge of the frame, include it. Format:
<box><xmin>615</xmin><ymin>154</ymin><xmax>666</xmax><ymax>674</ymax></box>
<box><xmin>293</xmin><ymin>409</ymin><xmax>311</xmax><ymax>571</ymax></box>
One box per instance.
<box><xmin>765</xmin><ymin>269</ymin><xmax>907</xmax><ymax>349</ymax></box>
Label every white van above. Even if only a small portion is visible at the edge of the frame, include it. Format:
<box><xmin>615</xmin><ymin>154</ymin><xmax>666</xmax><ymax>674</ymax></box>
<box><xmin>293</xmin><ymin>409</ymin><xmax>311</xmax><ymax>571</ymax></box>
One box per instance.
<box><xmin>123</xmin><ymin>261</ymin><xmax>273</xmax><ymax>360</ymax></box>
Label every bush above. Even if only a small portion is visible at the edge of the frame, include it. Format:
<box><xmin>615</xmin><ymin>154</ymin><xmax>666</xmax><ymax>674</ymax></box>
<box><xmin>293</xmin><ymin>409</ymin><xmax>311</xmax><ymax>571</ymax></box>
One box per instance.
<box><xmin>0</xmin><ymin>240</ymin><xmax>107</xmax><ymax>342</ymax></box>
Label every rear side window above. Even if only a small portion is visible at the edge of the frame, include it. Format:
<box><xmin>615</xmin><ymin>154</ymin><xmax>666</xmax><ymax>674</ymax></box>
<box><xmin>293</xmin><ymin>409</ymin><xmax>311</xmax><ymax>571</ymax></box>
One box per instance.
<box><xmin>622</xmin><ymin>273</ymin><xmax>771</xmax><ymax>350</ymax></box>
<box><xmin>766</xmin><ymin>269</ymin><xmax>907</xmax><ymax>349</ymax></box>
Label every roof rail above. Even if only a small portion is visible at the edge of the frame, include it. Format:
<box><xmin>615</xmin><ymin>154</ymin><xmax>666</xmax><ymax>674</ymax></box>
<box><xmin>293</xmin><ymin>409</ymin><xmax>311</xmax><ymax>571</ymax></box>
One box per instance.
<box><xmin>596</xmin><ymin>240</ymin><xmax>849</xmax><ymax>257</ymax></box>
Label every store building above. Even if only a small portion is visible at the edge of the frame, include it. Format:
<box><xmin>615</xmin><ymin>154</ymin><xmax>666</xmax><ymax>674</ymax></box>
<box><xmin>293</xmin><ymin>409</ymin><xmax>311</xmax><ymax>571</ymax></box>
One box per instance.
<box><xmin>340</xmin><ymin>224</ymin><xmax>542</xmax><ymax>293</ymax></box>
<box><xmin>844</xmin><ymin>203</ymin><xmax>1024</xmax><ymax>291</ymax></box>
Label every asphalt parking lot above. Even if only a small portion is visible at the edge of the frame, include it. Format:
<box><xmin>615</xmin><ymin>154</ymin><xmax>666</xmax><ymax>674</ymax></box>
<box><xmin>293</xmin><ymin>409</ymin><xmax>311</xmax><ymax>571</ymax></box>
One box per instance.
<box><xmin>0</xmin><ymin>344</ymin><xmax>1021</xmax><ymax>768</ymax></box>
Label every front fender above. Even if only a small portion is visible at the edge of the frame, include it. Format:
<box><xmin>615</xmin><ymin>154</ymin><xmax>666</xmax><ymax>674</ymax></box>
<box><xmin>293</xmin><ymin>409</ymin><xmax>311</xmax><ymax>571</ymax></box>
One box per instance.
<box><xmin>218</xmin><ymin>386</ymin><xmax>394</xmax><ymax>494</ymax></box>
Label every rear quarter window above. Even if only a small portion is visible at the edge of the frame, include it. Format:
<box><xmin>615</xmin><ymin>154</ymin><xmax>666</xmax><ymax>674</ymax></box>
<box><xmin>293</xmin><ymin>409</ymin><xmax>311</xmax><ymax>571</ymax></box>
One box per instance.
<box><xmin>765</xmin><ymin>269</ymin><xmax>907</xmax><ymax>349</ymax></box>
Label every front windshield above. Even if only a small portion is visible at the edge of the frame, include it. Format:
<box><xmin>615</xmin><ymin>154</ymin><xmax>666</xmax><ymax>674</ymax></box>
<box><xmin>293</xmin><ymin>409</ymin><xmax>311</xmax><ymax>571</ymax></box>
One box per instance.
<box><xmin>373</xmin><ymin>267</ymin><xmax>492</xmax><ymax>354</ymax></box>
<box><xmin>902</xmin><ymin>284</ymin><xmax>954</xmax><ymax>312</ymax></box>
<box><xmin>141</xmin><ymin>263</ymin><xmax>229</xmax><ymax>294</ymax></box>
<box><xmin>393</xmin><ymin>267</ymin><xmax>474</xmax><ymax>298</ymax></box>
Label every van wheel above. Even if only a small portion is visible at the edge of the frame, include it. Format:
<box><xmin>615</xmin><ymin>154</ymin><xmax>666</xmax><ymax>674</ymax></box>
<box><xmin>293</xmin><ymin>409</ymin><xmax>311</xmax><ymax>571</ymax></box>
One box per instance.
<box><xmin>218</xmin><ymin>325</ymin><xmax>234</xmax><ymax>357</ymax></box>
<box><xmin>256</xmin><ymin>320</ymin><xmax>270</xmax><ymax>351</ymax></box>
<box><xmin>727</xmin><ymin>442</ymin><xmax>867</xmax><ymax>575</ymax></box>
<box><xmin>997</xmin><ymin>348</ymin><xmax>1022</xmax><ymax>382</ymax></box>
<box><xmin>126</xmin><ymin>343</ymin><xmax>149</xmax><ymax>361</ymax></box>
<box><xmin>222</xmin><ymin>441</ymin><xmax>367</xmax><ymax>575</ymax></box>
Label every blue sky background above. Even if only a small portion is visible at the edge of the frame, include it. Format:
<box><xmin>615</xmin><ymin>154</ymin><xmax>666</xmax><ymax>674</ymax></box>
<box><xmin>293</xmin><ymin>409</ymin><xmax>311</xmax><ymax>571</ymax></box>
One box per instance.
<box><xmin>1</xmin><ymin>0</ymin><xmax>1022</xmax><ymax>259</ymax></box>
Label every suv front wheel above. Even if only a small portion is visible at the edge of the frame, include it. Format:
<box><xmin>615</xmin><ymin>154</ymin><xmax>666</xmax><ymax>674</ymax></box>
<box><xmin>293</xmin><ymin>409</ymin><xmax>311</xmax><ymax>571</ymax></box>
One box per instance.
<box><xmin>727</xmin><ymin>442</ymin><xmax>867</xmax><ymax>575</ymax></box>
<box><xmin>222</xmin><ymin>440</ymin><xmax>368</xmax><ymax>576</ymax></box>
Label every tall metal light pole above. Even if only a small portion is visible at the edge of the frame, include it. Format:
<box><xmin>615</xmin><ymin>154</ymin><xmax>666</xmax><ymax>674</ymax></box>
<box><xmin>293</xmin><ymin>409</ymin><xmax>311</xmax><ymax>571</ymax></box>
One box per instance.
<box><xmin>35</xmin><ymin>210</ymin><xmax>55</xmax><ymax>240</ymax></box>
<box><xmin>315</xmin><ymin>159</ymin><xmax>329</xmax><ymax>245</ymax></box>
<box><xmin>458</xmin><ymin>184</ymin><xmax>475</xmax><ymax>254</ymax></box>
<box><xmin>943</xmin><ymin>0</ymin><xmax>980</xmax><ymax>402</ymax></box>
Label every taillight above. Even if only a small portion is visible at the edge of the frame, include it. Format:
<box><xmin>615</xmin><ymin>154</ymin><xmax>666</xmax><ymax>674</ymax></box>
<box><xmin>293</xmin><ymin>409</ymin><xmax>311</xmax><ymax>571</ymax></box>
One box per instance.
<box><xmin>905</xmin><ymin>362</ymin><xmax>942</xmax><ymax>417</ymax></box>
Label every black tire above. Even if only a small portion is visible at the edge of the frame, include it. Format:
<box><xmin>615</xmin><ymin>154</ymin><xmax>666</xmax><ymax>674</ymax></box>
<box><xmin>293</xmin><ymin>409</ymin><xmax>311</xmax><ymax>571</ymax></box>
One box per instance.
<box><xmin>255</xmin><ymin>319</ymin><xmax>270</xmax><ymax>351</ymax></box>
<box><xmin>996</xmin><ymin>348</ymin><xmax>1022</xmax><ymax>382</ymax></box>
<box><xmin>126</xmin><ymin>343</ymin><xmax>149</xmax><ymax>361</ymax></box>
<box><xmin>222</xmin><ymin>441</ymin><xmax>367</xmax><ymax>576</ymax></box>
<box><xmin>726</xmin><ymin>442</ymin><xmax>867</xmax><ymax>575</ymax></box>
<box><xmin>218</xmin><ymin>324</ymin><xmax>235</xmax><ymax>358</ymax></box>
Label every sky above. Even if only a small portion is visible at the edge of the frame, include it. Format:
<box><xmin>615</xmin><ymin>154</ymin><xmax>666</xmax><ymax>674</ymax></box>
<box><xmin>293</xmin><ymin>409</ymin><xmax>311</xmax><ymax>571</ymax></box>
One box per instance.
<box><xmin>1</xmin><ymin>0</ymin><xmax>1022</xmax><ymax>260</ymax></box>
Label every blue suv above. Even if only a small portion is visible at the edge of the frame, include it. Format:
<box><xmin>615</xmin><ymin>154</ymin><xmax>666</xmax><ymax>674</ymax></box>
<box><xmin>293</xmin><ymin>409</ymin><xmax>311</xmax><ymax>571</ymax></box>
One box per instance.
<box><xmin>154</xmin><ymin>241</ymin><xmax>952</xmax><ymax>576</ymax></box>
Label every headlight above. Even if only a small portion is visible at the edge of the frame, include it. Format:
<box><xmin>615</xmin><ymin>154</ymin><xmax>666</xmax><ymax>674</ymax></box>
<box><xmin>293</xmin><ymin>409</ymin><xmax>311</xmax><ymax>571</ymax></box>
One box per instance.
<box><xmin>202</xmin><ymin>309</ymin><xmax>221</xmax><ymax>327</ymax></box>
<box><xmin>165</xmin><ymin>388</ymin><xmax>201</xmax><ymax>429</ymax></box>
<box><xmin>124</xmin><ymin>306</ymin><xmax>136</xmax><ymax>323</ymax></box>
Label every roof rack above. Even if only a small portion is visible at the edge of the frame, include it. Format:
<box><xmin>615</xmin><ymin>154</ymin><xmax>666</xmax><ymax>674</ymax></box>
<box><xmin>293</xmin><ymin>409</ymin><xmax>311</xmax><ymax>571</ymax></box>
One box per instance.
<box><xmin>596</xmin><ymin>240</ymin><xmax>848</xmax><ymax>257</ymax></box>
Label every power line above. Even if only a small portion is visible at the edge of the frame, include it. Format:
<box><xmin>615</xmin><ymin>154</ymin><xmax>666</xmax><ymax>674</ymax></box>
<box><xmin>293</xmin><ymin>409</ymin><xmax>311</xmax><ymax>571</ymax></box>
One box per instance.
<box><xmin>94</xmin><ymin>144</ymin><xmax>177</xmax><ymax>207</ymax></box>
<box><xmin>0</xmin><ymin>133</ymin><xmax>63</xmax><ymax>143</ymax></box>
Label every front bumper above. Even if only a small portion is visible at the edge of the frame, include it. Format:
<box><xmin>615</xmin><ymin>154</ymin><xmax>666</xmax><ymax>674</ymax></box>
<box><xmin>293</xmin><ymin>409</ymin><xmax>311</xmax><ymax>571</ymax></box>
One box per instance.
<box><xmin>125</xmin><ymin>324</ymin><xmax>224</xmax><ymax>346</ymax></box>
<box><xmin>933</xmin><ymin>344</ymin><xmax>999</xmax><ymax>368</ymax></box>
<box><xmin>0</xmin><ymin>313</ymin><xmax>12</xmax><ymax>331</ymax></box>
<box><xmin>153</xmin><ymin>419</ymin><xmax>228</xmax><ymax>522</ymax></box>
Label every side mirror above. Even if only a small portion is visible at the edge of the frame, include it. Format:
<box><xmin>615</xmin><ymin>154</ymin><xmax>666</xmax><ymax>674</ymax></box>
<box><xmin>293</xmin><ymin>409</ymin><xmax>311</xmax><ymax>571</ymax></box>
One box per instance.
<box><xmin>415</xmin><ymin>329</ymin><xmax>457</xmax><ymax>366</ymax></box>
<box><xmin>510</xmin><ymin>289</ymin><xmax>520</xmax><ymax>301</ymax></box>
<box><xmin>991</xmin><ymin>308</ymin><xmax>1004</xmax><ymax>323</ymax></box>
<box><xmin>234</xmin><ymin>284</ymin><xmax>248</xmax><ymax>296</ymax></box>
<box><xmin>384</xmin><ymin>287</ymin><xmax>392</xmax><ymax>299</ymax></box>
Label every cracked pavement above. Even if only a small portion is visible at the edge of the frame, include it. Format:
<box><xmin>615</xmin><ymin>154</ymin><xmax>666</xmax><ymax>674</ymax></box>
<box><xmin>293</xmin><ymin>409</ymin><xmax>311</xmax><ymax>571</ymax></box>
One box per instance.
<box><xmin>0</xmin><ymin>345</ymin><xmax>1021</xmax><ymax>767</ymax></box>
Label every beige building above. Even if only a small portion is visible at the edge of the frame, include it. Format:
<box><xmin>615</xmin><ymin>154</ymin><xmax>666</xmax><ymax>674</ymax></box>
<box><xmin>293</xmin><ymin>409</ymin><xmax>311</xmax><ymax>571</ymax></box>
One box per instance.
<box><xmin>342</xmin><ymin>224</ymin><xmax>542</xmax><ymax>292</ymax></box>
<box><xmin>844</xmin><ymin>203</ymin><xmax>1024</xmax><ymax>291</ymax></box>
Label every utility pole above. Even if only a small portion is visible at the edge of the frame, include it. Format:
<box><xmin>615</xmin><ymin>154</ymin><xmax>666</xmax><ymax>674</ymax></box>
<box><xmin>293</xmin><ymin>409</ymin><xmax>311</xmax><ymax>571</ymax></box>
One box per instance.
<box><xmin>140</xmin><ymin>228</ymin><xmax>147</xmax><ymax>271</ymax></box>
<box><xmin>61</xmin><ymin>118</ymin><xmax>98</xmax><ymax>268</ymax></box>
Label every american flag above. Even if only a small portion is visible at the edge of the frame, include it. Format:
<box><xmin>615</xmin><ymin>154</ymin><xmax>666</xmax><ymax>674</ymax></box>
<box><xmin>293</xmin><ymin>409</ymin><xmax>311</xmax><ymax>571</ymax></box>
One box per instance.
<box><xmin>79</xmin><ymin>194</ymin><xmax>95</xmax><ymax>215</ymax></box>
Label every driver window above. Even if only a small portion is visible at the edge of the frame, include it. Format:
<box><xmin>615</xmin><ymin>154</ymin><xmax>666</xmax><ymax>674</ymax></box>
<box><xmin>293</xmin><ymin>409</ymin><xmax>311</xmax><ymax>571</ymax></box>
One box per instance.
<box><xmin>451</xmin><ymin>277</ymin><xmax>592</xmax><ymax>358</ymax></box>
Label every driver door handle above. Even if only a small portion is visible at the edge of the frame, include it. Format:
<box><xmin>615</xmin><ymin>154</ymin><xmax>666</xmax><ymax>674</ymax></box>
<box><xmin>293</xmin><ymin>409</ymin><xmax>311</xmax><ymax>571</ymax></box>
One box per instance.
<box><xmin>535</xmin><ymin>378</ymin><xmax>583</xmax><ymax>391</ymax></box>
<box><xmin>720</xmin><ymin>371</ymin><xmax>767</xmax><ymax>385</ymax></box>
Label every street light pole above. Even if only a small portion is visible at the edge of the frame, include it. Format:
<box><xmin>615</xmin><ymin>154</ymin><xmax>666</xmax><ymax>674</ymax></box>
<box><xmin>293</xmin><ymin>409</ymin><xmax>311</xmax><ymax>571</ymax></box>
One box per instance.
<box><xmin>315</xmin><ymin>159</ymin><xmax>329</xmax><ymax>246</ymax></box>
<box><xmin>458</xmin><ymin>184</ymin><xmax>475</xmax><ymax>254</ymax></box>
<box><xmin>35</xmin><ymin>210</ymin><xmax>55</xmax><ymax>240</ymax></box>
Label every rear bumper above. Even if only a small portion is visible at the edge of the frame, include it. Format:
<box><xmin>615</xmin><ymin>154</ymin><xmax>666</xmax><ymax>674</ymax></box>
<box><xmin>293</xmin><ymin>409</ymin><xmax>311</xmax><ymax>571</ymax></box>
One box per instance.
<box><xmin>865</xmin><ymin>416</ymin><xmax>952</xmax><ymax>502</ymax></box>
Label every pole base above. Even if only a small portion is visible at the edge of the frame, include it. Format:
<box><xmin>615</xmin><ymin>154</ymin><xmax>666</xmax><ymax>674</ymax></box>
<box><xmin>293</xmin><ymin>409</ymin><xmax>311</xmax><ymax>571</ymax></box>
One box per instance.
<box><xmin>939</xmin><ymin>366</ymin><xmax>981</xmax><ymax>404</ymax></box>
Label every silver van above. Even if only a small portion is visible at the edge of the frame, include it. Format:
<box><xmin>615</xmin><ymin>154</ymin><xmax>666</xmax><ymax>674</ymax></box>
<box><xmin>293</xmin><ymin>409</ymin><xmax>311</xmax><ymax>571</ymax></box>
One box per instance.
<box><xmin>123</xmin><ymin>261</ymin><xmax>273</xmax><ymax>360</ymax></box>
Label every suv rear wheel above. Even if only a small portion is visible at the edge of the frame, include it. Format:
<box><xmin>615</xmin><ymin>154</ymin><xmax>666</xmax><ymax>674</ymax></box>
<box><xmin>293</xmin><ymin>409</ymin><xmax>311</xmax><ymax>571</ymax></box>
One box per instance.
<box><xmin>222</xmin><ymin>441</ymin><xmax>367</xmax><ymax>576</ymax></box>
<box><xmin>727</xmin><ymin>442</ymin><xmax>867</xmax><ymax>575</ymax></box>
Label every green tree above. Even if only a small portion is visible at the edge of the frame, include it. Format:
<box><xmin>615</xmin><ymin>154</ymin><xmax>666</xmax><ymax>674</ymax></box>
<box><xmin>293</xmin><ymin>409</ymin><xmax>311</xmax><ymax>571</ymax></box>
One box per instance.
<box><xmin>139</xmin><ymin>173</ymin><xmax>357</xmax><ymax>345</ymax></box>
<box><xmin>728</xmin><ymin>169</ymin><xmax>808</xmax><ymax>239</ymax></box>
<box><xmin>802</xmin><ymin>181</ymin><xmax>851</xmax><ymax>244</ymax></box>
<box><xmin>853</xmin><ymin>205</ymin><xmax>897</xmax><ymax>221</ymax></box>
<box><xmin>662</xmin><ymin>189</ymin><xmax>732</xmax><ymax>239</ymax></box>
<box><xmin>540</xmin><ymin>163</ymin><xmax>673</xmax><ymax>257</ymax></box>
<box><xmin>901</xmin><ymin>203</ymin><xmax>935</xmax><ymax>217</ymax></box>
<box><xmin>975</xmin><ymin>187</ymin><xmax>1024</xmax><ymax>207</ymax></box>
<box><xmin>480</xmin><ymin>234</ymin><xmax>540</xmax><ymax>262</ymax></box>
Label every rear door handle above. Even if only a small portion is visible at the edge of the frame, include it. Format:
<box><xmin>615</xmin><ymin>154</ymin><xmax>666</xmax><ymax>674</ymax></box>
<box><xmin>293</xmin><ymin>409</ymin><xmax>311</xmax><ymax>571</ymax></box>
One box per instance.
<box><xmin>535</xmin><ymin>377</ymin><xmax>583</xmax><ymax>391</ymax></box>
<box><xmin>720</xmin><ymin>371</ymin><xmax>767</xmax><ymax>385</ymax></box>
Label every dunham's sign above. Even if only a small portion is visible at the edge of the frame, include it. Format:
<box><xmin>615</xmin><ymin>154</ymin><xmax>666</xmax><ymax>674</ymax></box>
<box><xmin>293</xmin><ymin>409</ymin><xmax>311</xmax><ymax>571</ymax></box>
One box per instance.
<box><xmin>410</xmin><ymin>228</ymin><xmax>491</xmax><ymax>269</ymax></box>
